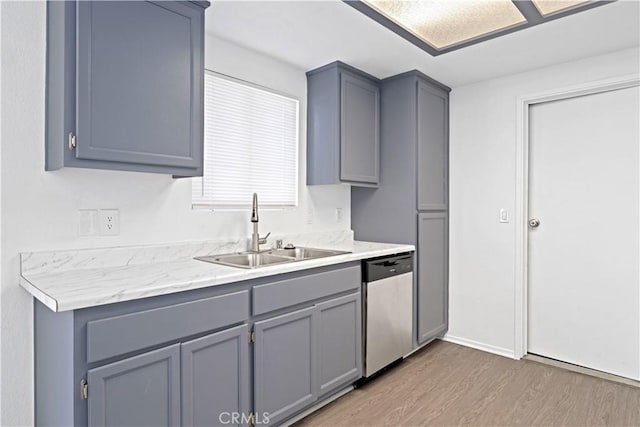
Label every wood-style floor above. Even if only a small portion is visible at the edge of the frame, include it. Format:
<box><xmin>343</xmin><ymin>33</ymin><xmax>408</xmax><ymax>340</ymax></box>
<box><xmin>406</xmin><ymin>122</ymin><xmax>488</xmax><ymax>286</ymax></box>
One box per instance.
<box><xmin>296</xmin><ymin>341</ymin><xmax>640</xmax><ymax>426</ymax></box>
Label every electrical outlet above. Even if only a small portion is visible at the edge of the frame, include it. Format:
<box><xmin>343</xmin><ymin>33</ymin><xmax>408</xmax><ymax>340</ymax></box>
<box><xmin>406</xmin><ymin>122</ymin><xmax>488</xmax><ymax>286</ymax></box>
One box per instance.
<box><xmin>99</xmin><ymin>209</ymin><xmax>120</xmax><ymax>236</ymax></box>
<box><xmin>78</xmin><ymin>210</ymin><xmax>98</xmax><ymax>236</ymax></box>
<box><xmin>335</xmin><ymin>208</ymin><xmax>343</xmax><ymax>223</ymax></box>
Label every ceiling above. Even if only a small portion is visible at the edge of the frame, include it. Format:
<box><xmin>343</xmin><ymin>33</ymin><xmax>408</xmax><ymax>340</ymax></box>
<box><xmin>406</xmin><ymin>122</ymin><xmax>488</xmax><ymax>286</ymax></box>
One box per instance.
<box><xmin>204</xmin><ymin>0</ymin><xmax>640</xmax><ymax>87</ymax></box>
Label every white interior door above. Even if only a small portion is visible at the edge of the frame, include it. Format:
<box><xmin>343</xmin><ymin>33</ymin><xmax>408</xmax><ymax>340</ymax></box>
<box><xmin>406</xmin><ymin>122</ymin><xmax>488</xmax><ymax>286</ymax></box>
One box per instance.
<box><xmin>528</xmin><ymin>85</ymin><xmax>640</xmax><ymax>380</ymax></box>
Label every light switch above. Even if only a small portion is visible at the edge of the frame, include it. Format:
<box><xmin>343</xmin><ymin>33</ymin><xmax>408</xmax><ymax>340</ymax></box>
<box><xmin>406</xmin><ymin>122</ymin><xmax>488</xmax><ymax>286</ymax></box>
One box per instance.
<box><xmin>78</xmin><ymin>210</ymin><xmax>98</xmax><ymax>236</ymax></box>
<box><xmin>499</xmin><ymin>208</ymin><xmax>509</xmax><ymax>223</ymax></box>
<box><xmin>306</xmin><ymin>205</ymin><xmax>314</xmax><ymax>225</ymax></box>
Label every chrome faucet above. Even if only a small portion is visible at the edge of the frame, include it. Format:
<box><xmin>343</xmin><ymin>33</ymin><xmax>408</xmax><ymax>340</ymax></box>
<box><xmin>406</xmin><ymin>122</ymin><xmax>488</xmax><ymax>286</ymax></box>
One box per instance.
<box><xmin>250</xmin><ymin>193</ymin><xmax>270</xmax><ymax>252</ymax></box>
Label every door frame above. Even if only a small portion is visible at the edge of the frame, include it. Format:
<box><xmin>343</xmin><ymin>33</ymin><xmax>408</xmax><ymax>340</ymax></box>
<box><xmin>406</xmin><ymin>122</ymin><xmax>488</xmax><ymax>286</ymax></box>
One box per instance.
<box><xmin>513</xmin><ymin>74</ymin><xmax>640</xmax><ymax>359</ymax></box>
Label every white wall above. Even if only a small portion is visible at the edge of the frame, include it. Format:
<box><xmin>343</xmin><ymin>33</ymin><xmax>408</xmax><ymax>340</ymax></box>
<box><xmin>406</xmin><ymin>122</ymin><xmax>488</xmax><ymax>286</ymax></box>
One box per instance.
<box><xmin>447</xmin><ymin>47</ymin><xmax>640</xmax><ymax>357</ymax></box>
<box><xmin>0</xmin><ymin>2</ymin><xmax>349</xmax><ymax>425</ymax></box>
<box><xmin>0</xmin><ymin>1</ymin><xmax>4</xmax><ymax>420</ymax></box>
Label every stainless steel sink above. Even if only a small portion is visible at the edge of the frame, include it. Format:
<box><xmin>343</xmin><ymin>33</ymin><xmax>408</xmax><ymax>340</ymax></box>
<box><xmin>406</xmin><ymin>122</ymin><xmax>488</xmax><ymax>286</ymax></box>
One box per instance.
<box><xmin>195</xmin><ymin>253</ymin><xmax>294</xmax><ymax>269</ymax></box>
<box><xmin>266</xmin><ymin>247</ymin><xmax>350</xmax><ymax>259</ymax></box>
<box><xmin>195</xmin><ymin>247</ymin><xmax>351</xmax><ymax>269</ymax></box>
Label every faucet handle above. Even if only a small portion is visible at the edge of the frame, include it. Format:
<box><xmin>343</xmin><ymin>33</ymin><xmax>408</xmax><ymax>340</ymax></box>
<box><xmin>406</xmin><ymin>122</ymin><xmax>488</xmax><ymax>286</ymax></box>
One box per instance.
<box><xmin>259</xmin><ymin>232</ymin><xmax>271</xmax><ymax>244</ymax></box>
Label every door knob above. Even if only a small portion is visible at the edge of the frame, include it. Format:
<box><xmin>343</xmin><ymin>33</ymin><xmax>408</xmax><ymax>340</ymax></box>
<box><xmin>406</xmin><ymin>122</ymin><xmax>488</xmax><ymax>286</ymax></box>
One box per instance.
<box><xmin>529</xmin><ymin>218</ymin><xmax>540</xmax><ymax>228</ymax></box>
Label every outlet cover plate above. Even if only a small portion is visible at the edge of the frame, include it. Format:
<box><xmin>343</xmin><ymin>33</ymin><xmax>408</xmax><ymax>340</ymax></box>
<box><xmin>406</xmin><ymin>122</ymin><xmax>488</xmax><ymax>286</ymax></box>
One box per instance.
<box><xmin>78</xmin><ymin>210</ymin><xmax>98</xmax><ymax>236</ymax></box>
<box><xmin>99</xmin><ymin>209</ymin><xmax>120</xmax><ymax>236</ymax></box>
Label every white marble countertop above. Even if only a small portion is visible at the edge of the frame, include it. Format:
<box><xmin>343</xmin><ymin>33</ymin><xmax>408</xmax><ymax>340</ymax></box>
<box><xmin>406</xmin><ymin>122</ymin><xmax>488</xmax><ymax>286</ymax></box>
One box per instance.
<box><xmin>20</xmin><ymin>236</ymin><xmax>414</xmax><ymax>312</ymax></box>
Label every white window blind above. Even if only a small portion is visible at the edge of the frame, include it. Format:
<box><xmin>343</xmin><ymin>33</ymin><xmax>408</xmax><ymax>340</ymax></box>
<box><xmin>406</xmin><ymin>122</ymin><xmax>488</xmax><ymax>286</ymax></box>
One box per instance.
<box><xmin>192</xmin><ymin>71</ymin><xmax>299</xmax><ymax>208</ymax></box>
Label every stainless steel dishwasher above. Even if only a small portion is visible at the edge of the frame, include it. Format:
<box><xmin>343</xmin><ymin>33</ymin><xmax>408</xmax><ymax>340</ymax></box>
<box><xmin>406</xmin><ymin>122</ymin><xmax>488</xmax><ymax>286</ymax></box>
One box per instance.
<box><xmin>363</xmin><ymin>253</ymin><xmax>414</xmax><ymax>377</ymax></box>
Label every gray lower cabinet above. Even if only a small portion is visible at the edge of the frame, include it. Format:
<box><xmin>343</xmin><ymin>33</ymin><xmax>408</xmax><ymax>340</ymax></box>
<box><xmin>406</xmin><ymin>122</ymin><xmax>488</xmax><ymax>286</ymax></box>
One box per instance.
<box><xmin>34</xmin><ymin>263</ymin><xmax>362</xmax><ymax>427</ymax></box>
<box><xmin>35</xmin><ymin>290</ymin><xmax>249</xmax><ymax>427</ymax></box>
<box><xmin>417</xmin><ymin>213</ymin><xmax>448</xmax><ymax>343</ymax></box>
<box><xmin>254</xmin><ymin>307</ymin><xmax>318</xmax><ymax>425</ymax></box>
<box><xmin>46</xmin><ymin>0</ymin><xmax>209</xmax><ymax>176</ymax></box>
<box><xmin>88</xmin><ymin>325</ymin><xmax>250</xmax><ymax>427</ymax></box>
<box><xmin>253</xmin><ymin>291</ymin><xmax>362</xmax><ymax>425</ymax></box>
<box><xmin>352</xmin><ymin>70</ymin><xmax>450</xmax><ymax>348</ymax></box>
<box><xmin>307</xmin><ymin>61</ymin><xmax>380</xmax><ymax>187</ymax></box>
<box><xmin>87</xmin><ymin>344</ymin><xmax>181</xmax><ymax>427</ymax></box>
<box><xmin>317</xmin><ymin>293</ymin><xmax>362</xmax><ymax>396</ymax></box>
<box><xmin>181</xmin><ymin>324</ymin><xmax>250</xmax><ymax>427</ymax></box>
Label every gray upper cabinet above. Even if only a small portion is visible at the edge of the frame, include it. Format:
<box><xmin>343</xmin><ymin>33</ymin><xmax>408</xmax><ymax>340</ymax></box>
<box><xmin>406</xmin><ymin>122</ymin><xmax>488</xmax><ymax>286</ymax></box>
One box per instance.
<box><xmin>253</xmin><ymin>307</ymin><xmax>318</xmax><ymax>426</ymax></box>
<box><xmin>307</xmin><ymin>61</ymin><xmax>380</xmax><ymax>187</ymax></box>
<box><xmin>46</xmin><ymin>1</ymin><xmax>209</xmax><ymax>176</ymax></box>
<box><xmin>181</xmin><ymin>324</ymin><xmax>250</xmax><ymax>427</ymax></box>
<box><xmin>417</xmin><ymin>82</ymin><xmax>449</xmax><ymax>211</ymax></box>
<box><xmin>340</xmin><ymin>74</ymin><xmax>380</xmax><ymax>184</ymax></box>
<box><xmin>87</xmin><ymin>344</ymin><xmax>181</xmax><ymax>427</ymax></box>
<box><xmin>352</xmin><ymin>70</ymin><xmax>450</xmax><ymax>347</ymax></box>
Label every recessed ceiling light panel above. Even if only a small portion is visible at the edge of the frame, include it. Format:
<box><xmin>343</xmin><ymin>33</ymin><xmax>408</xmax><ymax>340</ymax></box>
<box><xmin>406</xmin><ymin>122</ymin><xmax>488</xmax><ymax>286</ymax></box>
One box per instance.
<box><xmin>363</xmin><ymin>0</ymin><xmax>527</xmax><ymax>49</ymax></box>
<box><xmin>531</xmin><ymin>0</ymin><xmax>591</xmax><ymax>16</ymax></box>
<box><xmin>346</xmin><ymin>0</ymin><xmax>613</xmax><ymax>55</ymax></box>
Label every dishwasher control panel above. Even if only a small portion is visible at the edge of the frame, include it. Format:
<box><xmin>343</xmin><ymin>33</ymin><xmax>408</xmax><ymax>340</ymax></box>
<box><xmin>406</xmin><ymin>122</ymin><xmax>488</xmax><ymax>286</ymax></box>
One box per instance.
<box><xmin>364</xmin><ymin>252</ymin><xmax>413</xmax><ymax>282</ymax></box>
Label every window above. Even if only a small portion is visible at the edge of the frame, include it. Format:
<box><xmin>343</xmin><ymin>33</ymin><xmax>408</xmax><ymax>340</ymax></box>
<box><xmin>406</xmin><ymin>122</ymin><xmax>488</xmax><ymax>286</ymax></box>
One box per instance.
<box><xmin>192</xmin><ymin>71</ymin><xmax>299</xmax><ymax>208</ymax></box>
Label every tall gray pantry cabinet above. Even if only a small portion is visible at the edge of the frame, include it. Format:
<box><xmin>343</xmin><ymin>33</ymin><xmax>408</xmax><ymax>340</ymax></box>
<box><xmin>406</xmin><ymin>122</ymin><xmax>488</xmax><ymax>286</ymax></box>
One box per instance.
<box><xmin>352</xmin><ymin>71</ymin><xmax>450</xmax><ymax>345</ymax></box>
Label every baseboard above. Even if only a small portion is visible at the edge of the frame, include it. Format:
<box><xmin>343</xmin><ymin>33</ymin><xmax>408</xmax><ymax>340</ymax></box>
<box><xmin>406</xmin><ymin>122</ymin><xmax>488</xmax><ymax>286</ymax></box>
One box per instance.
<box><xmin>525</xmin><ymin>354</ymin><xmax>640</xmax><ymax>388</ymax></box>
<box><xmin>442</xmin><ymin>334</ymin><xmax>517</xmax><ymax>359</ymax></box>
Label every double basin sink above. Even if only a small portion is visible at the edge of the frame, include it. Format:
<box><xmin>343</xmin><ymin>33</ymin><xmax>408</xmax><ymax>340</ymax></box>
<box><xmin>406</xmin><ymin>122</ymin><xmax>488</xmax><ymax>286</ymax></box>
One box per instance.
<box><xmin>195</xmin><ymin>247</ymin><xmax>351</xmax><ymax>269</ymax></box>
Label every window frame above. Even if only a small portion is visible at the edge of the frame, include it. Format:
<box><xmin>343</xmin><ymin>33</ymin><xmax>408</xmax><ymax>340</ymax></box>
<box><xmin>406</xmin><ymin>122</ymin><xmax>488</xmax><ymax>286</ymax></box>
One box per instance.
<box><xmin>192</xmin><ymin>70</ymin><xmax>301</xmax><ymax>210</ymax></box>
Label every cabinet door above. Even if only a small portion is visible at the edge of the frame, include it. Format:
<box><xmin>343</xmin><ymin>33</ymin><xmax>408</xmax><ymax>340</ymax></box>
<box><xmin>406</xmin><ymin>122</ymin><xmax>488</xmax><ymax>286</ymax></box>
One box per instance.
<box><xmin>417</xmin><ymin>212</ymin><xmax>448</xmax><ymax>344</ymax></box>
<box><xmin>87</xmin><ymin>344</ymin><xmax>180</xmax><ymax>427</ymax></box>
<box><xmin>340</xmin><ymin>73</ymin><xmax>380</xmax><ymax>185</ymax></box>
<box><xmin>254</xmin><ymin>307</ymin><xmax>318</xmax><ymax>425</ymax></box>
<box><xmin>317</xmin><ymin>293</ymin><xmax>362</xmax><ymax>396</ymax></box>
<box><xmin>181</xmin><ymin>325</ymin><xmax>250</xmax><ymax>427</ymax></box>
<box><xmin>417</xmin><ymin>82</ymin><xmax>448</xmax><ymax>210</ymax></box>
<box><xmin>75</xmin><ymin>1</ymin><xmax>203</xmax><ymax>170</ymax></box>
